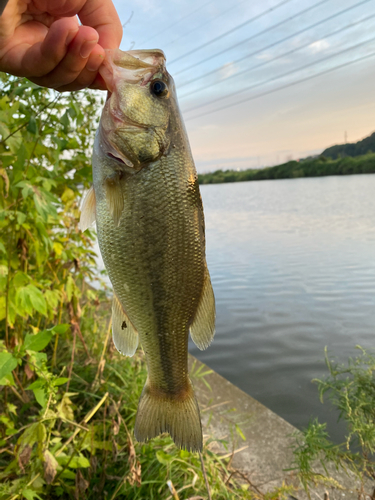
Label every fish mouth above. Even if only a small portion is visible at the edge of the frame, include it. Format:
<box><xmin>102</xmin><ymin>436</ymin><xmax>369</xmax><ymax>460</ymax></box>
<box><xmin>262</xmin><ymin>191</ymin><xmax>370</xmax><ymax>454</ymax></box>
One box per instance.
<box><xmin>100</xmin><ymin>49</ymin><xmax>166</xmax><ymax>93</ymax></box>
<box><xmin>98</xmin><ymin>49</ymin><xmax>168</xmax><ymax>170</ymax></box>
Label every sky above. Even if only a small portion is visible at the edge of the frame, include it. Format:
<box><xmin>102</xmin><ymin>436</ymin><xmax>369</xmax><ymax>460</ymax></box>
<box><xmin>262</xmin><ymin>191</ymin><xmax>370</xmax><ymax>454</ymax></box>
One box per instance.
<box><xmin>112</xmin><ymin>0</ymin><xmax>375</xmax><ymax>173</ymax></box>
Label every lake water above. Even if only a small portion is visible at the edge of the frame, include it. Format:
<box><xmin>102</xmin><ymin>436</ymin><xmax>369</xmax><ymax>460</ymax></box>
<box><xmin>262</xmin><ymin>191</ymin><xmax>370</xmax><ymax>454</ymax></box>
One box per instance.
<box><xmin>95</xmin><ymin>173</ymin><xmax>375</xmax><ymax>443</ymax></box>
<box><xmin>191</xmin><ymin>174</ymin><xmax>375</xmax><ymax>443</ymax></box>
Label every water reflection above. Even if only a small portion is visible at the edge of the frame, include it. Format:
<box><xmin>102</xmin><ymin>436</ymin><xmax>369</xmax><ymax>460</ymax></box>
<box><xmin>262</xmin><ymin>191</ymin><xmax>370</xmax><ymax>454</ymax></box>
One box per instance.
<box><xmin>191</xmin><ymin>174</ymin><xmax>375</xmax><ymax>443</ymax></box>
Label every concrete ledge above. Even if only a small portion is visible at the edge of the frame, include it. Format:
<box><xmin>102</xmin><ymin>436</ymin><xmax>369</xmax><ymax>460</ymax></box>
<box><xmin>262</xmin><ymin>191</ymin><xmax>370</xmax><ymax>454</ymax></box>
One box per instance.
<box><xmin>189</xmin><ymin>355</ymin><xmax>362</xmax><ymax>499</ymax></box>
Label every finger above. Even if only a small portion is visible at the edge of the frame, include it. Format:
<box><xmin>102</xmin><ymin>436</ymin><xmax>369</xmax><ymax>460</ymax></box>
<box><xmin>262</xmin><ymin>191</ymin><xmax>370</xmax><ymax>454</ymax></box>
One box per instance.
<box><xmin>0</xmin><ymin>17</ymin><xmax>79</xmax><ymax>77</ymax></box>
<box><xmin>78</xmin><ymin>0</ymin><xmax>123</xmax><ymax>50</ymax></box>
<box><xmin>52</xmin><ymin>48</ymin><xmax>106</xmax><ymax>92</ymax></box>
<box><xmin>30</xmin><ymin>25</ymin><xmax>104</xmax><ymax>90</ymax></box>
<box><xmin>89</xmin><ymin>72</ymin><xmax>107</xmax><ymax>91</ymax></box>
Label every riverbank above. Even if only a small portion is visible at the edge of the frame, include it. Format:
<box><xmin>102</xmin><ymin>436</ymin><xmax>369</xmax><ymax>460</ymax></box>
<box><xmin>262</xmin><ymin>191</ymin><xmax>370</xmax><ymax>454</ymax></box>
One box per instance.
<box><xmin>190</xmin><ymin>355</ymin><xmax>362</xmax><ymax>499</ymax></box>
<box><xmin>198</xmin><ymin>152</ymin><xmax>375</xmax><ymax>184</ymax></box>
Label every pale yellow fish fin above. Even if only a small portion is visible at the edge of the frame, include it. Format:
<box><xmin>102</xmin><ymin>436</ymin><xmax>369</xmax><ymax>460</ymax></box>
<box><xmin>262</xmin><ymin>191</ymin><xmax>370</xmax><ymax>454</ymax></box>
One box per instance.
<box><xmin>112</xmin><ymin>293</ymin><xmax>139</xmax><ymax>357</ymax></box>
<box><xmin>190</xmin><ymin>269</ymin><xmax>216</xmax><ymax>351</ymax></box>
<box><xmin>134</xmin><ymin>377</ymin><xmax>202</xmax><ymax>452</ymax></box>
<box><xmin>105</xmin><ymin>175</ymin><xmax>124</xmax><ymax>227</ymax></box>
<box><xmin>79</xmin><ymin>186</ymin><xmax>96</xmax><ymax>231</ymax></box>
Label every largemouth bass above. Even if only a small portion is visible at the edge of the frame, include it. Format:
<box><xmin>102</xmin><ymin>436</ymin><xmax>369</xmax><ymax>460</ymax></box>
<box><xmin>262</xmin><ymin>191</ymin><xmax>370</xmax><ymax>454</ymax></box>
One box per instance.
<box><xmin>80</xmin><ymin>49</ymin><xmax>215</xmax><ymax>452</ymax></box>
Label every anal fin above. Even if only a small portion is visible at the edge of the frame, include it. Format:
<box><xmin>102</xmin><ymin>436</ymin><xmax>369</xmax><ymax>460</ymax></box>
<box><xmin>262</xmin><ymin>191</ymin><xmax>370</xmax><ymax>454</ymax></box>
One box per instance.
<box><xmin>190</xmin><ymin>269</ymin><xmax>215</xmax><ymax>351</ymax></box>
<box><xmin>79</xmin><ymin>186</ymin><xmax>96</xmax><ymax>231</ymax></box>
<box><xmin>112</xmin><ymin>294</ymin><xmax>139</xmax><ymax>356</ymax></box>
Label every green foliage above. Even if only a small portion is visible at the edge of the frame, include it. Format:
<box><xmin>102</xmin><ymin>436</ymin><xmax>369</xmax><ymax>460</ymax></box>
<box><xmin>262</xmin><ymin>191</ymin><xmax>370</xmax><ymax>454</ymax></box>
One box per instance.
<box><xmin>198</xmin><ymin>153</ymin><xmax>375</xmax><ymax>185</ymax></box>
<box><xmin>321</xmin><ymin>131</ymin><xmax>375</xmax><ymax>159</ymax></box>
<box><xmin>291</xmin><ymin>346</ymin><xmax>375</xmax><ymax>495</ymax></box>
<box><xmin>0</xmin><ymin>74</ymin><xmax>254</xmax><ymax>499</ymax></box>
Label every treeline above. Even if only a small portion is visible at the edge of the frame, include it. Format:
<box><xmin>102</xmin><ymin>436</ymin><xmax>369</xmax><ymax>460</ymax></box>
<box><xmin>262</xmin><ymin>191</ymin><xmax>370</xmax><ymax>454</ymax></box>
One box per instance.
<box><xmin>322</xmin><ymin>131</ymin><xmax>375</xmax><ymax>159</ymax></box>
<box><xmin>198</xmin><ymin>152</ymin><xmax>375</xmax><ymax>185</ymax></box>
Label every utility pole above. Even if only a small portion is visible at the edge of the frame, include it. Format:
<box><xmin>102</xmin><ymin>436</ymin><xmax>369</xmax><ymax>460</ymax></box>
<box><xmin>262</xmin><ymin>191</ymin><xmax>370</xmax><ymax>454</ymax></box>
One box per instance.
<box><xmin>344</xmin><ymin>130</ymin><xmax>347</xmax><ymax>144</ymax></box>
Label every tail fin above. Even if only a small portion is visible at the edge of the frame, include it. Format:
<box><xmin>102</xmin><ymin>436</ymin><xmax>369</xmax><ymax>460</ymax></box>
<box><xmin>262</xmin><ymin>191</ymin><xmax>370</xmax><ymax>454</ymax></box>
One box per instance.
<box><xmin>134</xmin><ymin>379</ymin><xmax>202</xmax><ymax>452</ymax></box>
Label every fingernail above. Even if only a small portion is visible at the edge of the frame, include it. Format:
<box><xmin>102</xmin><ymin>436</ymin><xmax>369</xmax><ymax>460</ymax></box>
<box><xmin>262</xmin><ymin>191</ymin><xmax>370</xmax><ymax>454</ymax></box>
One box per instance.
<box><xmin>66</xmin><ymin>28</ymin><xmax>79</xmax><ymax>46</ymax></box>
<box><xmin>86</xmin><ymin>53</ymin><xmax>104</xmax><ymax>72</ymax></box>
<box><xmin>80</xmin><ymin>39</ymin><xmax>98</xmax><ymax>58</ymax></box>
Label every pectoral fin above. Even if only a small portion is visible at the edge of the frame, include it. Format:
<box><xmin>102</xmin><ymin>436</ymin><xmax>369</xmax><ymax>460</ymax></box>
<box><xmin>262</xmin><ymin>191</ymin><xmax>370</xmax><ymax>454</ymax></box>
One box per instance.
<box><xmin>79</xmin><ymin>186</ymin><xmax>96</xmax><ymax>231</ymax></box>
<box><xmin>112</xmin><ymin>294</ymin><xmax>139</xmax><ymax>356</ymax></box>
<box><xmin>190</xmin><ymin>270</ymin><xmax>215</xmax><ymax>350</ymax></box>
<box><xmin>105</xmin><ymin>175</ymin><xmax>124</xmax><ymax>227</ymax></box>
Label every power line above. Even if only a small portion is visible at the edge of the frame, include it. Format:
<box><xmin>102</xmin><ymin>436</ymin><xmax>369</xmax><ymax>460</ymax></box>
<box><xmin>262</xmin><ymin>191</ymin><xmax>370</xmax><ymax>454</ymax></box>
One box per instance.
<box><xmin>178</xmin><ymin>0</ymin><xmax>374</xmax><ymax>94</ymax></box>
<box><xmin>163</xmin><ymin>0</ymin><xmax>256</xmax><ymax>49</ymax></box>
<box><xmin>169</xmin><ymin>0</ymin><xmax>295</xmax><ymax>66</ymax></box>
<box><xmin>172</xmin><ymin>0</ymin><xmax>331</xmax><ymax>73</ymax></box>
<box><xmin>179</xmin><ymin>14</ymin><xmax>375</xmax><ymax>107</ymax></box>
<box><xmin>184</xmin><ymin>37</ymin><xmax>375</xmax><ymax>120</ymax></box>
<box><xmin>137</xmin><ymin>0</ymin><xmax>215</xmax><ymax>46</ymax></box>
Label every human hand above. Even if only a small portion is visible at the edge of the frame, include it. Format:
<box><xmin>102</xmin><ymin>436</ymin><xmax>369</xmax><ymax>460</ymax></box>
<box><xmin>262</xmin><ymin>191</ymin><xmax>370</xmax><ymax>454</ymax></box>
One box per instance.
<box><xmin>0</xmin><ymin>0</ymin><xmax>123</xmax><ymax>91</ymax></box>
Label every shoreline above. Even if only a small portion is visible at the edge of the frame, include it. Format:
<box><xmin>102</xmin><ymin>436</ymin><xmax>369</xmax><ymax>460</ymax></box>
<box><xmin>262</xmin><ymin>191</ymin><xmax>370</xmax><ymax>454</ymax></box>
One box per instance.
<box><xmin>198</xmin><ymin>153</ymin><xmax>375</xmax><ymax>185</ymax></box>
<box><xmin>190</xmin><ymin>354</ymin><xmax>360</xmax><ymax>499</ymax></box>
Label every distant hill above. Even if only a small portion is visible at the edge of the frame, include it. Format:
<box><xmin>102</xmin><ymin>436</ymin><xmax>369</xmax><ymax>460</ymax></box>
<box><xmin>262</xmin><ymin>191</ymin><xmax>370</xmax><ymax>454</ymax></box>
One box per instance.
<box><xmin>198</xmin><ymin>153</ymin><xmax>375</xmax><ymax>185</ymax></box>
<box><xmin>322</xmin><ymin>132</ymin><xmax>375</xmax><ymax>159</ymax></box>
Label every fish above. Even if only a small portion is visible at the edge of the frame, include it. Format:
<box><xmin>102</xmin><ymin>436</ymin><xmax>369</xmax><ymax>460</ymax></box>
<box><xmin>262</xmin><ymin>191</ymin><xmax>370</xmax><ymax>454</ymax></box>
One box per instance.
<box><xmin>79</xmin><ymin>48</ymin><xmax>215</xmax><ymax>452</ymax></box>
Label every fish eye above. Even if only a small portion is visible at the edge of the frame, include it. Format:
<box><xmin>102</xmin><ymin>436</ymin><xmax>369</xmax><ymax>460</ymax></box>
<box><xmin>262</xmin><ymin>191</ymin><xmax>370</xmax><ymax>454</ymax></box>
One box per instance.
<box><xmin>150</xmin><ymin>80</ymin><xmax>169</xmax><ymax>98</ymax></box>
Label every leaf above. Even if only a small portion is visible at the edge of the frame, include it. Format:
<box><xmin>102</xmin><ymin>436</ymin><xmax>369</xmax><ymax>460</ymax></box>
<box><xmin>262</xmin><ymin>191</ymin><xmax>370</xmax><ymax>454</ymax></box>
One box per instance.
<box><xmin>0</xmin><ymin>352</ymin><xmax>17</xmax><ymax>381</ymax></box>
<box><xmin>156</xmin><ymin>450</ymin><xmax>173</xmax><ymax>465</ymax></box>
<box><xmin>18</xmin><ymin>444</ymin><xmax>32</xmax><ymax>471</ymax></box>
<box><xmin>179</xmin><ymin>449</ymin><xmax>191</xmax><ymax>459</ymax></box>
<box><xmin>57</xmin><ymin>455</ymin><xmax>90</xmax><ymax>468</ymax></box>
<box><xmin>61</xmin><ymin>470</ymin><xmax>76</xmax><ymax>480</ymax></box>
<box><xmin>57</xmin><ymin>394</ymin><xmax>74</xmax><ymax>421</ymax></box>
<box><xmin>52</xmin><ymin>242</ymin><xmax>63</xmax><ymax>256</ymax></box>
<box><xmin>6</xmin><ymin>428</ymin><xmax>19</xmax><ymax>436</ymax></box>
<box><xmin>52</xmin><ymin>324</ymin><xmax>70</xmax><ymax>334</ymax></box>
<box><xmin>26</xmin><ymin>285</ymin><xmax>47</xmax><ymax>316</ymax></box>
<box><xmin>6</xmin><ymin>403</ymin><xmax>17</xmax><ymax>415</ymax></box>
<box><xmin>61</xmin><ymin>111</ymin><xmax>70</xmax><ymax>132</ymax></box>
<box><xmin>16</xmin><ymin>211</ymin><xmax>26</xmax><ymax>225</ymax></box>
<box><xmin>43</xmin><ymin>450</ymin><xmax>58</xmax><ymax>484</ymax></box>
<box><xmin>44</xmin><ymin>289</ymin><xmax>60</xmax><ymax>311</ymax></box>
<box><xmin>21</xmin><ymin>489</ymin><xmax>43</xmax><ymax>500</ymax></box>
<box><xmin>0</xmin><ymin>372</ymin><xmax>15</xmax><ymax>386</ymax></box>
<box><xmin>235</xmin><ymin>424</ymin><xmax>246</xmax><ymax>441</ymax></box>
<box><xmin>27</xmin><ymin>116</ymin><xmax>38</xmax><ymax>134</ymax></box>
<box><xmin>18</xmin><ymin>422</ymin><xmax>46</xmax><ymax>455</ymax></box>
<box><xmin>16</xmin><ymin>285</ymin><xmax>48</xmax><ymax>317</ymax></box>
<box><xmin>33</xmin><ymin>387</ymin><xmax>46</xmax><ymax>408</ymax></box>
<box><xmin>61</xmin><ymin>187</ymin><xmax>75</xmax><ymax>203</ymax></box>
<box><xmin>24</xmin><ymin>330</ymin><xmax>53</xmax><ymax>352</ymax></box>
<box><xmin>53</xmin><ymin>377</ymin><xmax>69</xmax><ymax>386</ymax></box>
<box><xmin>75</xmin><ymin>469</ymin><xmax>89</xmax><ymax>496</ymax></box>
<box><xmin>16</xmin><ymin>286</ymin><xmax>34</xmax><ymax>316</ymax></box>
<box><xmin>12</xmin><ymin>271</ymin><xmax>30</xmax><ymax>288</ymax></box>
<box><xmin>26</xmin><ymin>379</ymin><xmax>44</xmax><ymax>391</ymax></box>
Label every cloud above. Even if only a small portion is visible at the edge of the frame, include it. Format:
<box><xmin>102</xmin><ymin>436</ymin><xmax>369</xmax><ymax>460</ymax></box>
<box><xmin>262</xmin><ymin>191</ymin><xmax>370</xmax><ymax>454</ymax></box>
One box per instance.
<box><xmin>255</xmin><ymin>52</ymin><xmax>274</xmax><ymax>61</ymax></box>
<box><xmin>308</xmin><ymin>39</ymin><xmax>330</xmax><ymax>54</ymax></box>
<box><xmin>219</xmin><ymin>62</ymin><xmax>237</xmax><ymax>80</ymax></box>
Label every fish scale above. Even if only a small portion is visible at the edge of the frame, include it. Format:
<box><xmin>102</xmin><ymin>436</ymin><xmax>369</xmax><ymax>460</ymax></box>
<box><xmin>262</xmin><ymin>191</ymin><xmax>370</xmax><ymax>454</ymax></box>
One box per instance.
<box><xmin>80</xmin><ymin>48</ymin><xmax>215</xmax><ymax>451</ymax></box>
